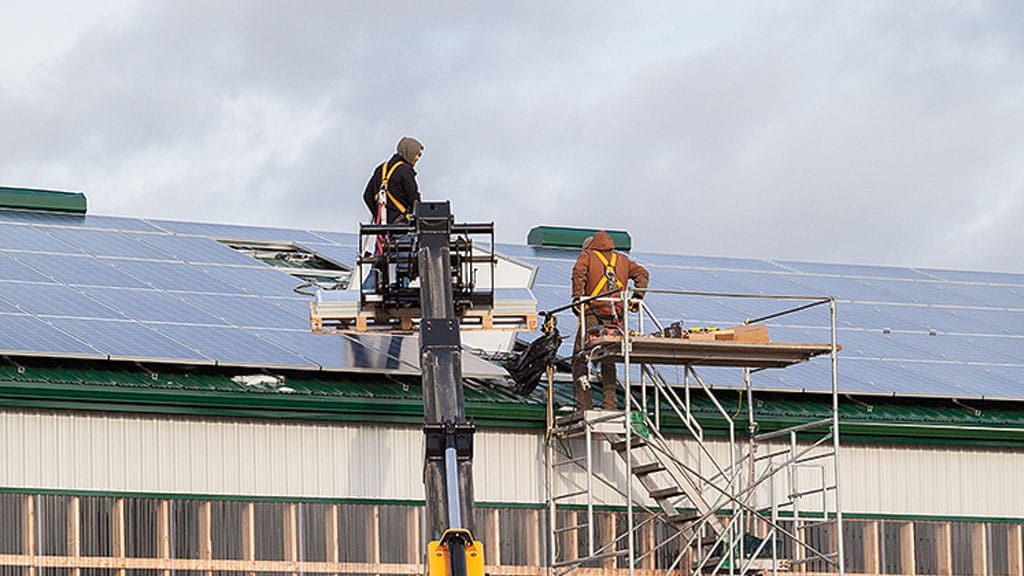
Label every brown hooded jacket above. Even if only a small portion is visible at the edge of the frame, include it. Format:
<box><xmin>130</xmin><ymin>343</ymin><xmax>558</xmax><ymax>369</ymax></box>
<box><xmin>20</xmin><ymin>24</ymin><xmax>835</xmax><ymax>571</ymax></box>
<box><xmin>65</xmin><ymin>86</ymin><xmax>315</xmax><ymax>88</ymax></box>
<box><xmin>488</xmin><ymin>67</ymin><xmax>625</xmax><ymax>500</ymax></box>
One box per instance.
<box><xmin>571</xmin><ymin>230</ymin><xmax>649</xmax><ymax>315</ymax></box>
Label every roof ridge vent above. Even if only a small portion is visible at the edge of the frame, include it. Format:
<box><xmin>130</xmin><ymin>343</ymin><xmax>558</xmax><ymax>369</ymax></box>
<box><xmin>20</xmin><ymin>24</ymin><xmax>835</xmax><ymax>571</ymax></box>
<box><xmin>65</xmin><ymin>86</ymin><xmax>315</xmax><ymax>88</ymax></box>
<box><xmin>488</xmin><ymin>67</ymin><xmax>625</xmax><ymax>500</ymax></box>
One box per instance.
<box><xmin>0</xmin><ymin>186</ymin><xmax>88</xmax><ymax>214</ymax></box>
<box><xmin>527</xmin><ymin>225</ymin><xmax>631</xmax><ymax>251</ymax></box>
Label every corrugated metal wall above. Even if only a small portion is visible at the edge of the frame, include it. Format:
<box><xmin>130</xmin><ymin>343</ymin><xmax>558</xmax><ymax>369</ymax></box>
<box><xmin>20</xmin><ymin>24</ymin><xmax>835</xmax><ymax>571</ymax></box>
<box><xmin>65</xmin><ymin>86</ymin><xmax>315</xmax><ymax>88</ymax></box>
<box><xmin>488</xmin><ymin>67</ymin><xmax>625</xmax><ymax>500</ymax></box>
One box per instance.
<box><xmin>0</xmin><ymin>409</ymin><xmax>548</xmax><ymax>503</ymax></box>
<box><xmin>2</xmin><ymin>409</ymin><xmax>1023</xmax><ymax>519</ymax></box>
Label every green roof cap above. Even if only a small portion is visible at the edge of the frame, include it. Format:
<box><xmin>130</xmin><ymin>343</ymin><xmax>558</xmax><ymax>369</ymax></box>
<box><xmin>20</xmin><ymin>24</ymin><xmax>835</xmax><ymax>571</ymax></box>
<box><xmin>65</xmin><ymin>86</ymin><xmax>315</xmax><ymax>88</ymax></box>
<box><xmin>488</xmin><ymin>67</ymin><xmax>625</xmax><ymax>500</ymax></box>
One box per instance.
<box><xmin>527</xmin><ymin>226</ymin><xmax>631</xmax><ymax>251</ymax></box>
<box><xmin>0</xmin><ymin>186</ymin><xmax>87</xmax><ymax>214</ymax></box>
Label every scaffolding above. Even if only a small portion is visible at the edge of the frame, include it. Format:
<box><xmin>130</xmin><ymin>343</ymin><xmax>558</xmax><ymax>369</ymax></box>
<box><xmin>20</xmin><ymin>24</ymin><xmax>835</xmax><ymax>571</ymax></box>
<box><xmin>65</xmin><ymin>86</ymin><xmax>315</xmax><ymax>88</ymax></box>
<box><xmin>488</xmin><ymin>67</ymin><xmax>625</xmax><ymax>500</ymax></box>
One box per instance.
<box><xmin>545</xmin><ymin>288</ymin><xmax>844</xmax><ymax>576</ymax></box>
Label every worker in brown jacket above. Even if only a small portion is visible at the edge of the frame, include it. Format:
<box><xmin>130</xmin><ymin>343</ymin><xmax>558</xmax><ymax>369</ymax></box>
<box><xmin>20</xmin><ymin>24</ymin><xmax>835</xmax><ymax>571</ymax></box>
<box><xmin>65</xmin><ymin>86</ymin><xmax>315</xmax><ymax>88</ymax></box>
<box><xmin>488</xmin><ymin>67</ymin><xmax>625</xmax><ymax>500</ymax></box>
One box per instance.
<box><xmin>570</xmin><ymin>230</ymin><xmax>649</xmax><ymax>410</ymax></box>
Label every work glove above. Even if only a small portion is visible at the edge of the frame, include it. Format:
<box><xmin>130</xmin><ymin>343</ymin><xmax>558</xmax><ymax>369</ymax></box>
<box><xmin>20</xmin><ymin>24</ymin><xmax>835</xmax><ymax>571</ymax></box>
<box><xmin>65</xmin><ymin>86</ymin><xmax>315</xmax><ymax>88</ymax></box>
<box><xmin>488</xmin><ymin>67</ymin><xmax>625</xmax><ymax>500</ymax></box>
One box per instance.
<box><xmin>628</xmin><ymin>300</ymin><xmax>641</xmax><ymax>313</ymax></box>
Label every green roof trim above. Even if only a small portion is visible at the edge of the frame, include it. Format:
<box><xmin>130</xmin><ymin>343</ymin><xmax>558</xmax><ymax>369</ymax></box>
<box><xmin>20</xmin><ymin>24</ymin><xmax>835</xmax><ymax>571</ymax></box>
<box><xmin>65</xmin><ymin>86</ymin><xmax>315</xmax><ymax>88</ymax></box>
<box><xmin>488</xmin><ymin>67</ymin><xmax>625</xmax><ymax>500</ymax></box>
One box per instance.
<box><xmin>0</xmin><ymin>186</ymin><xmax>87</xmax><ymax>214</ymax></box>
<box><xmin>2</xmin><ymin>358</ymin><xmax>1024</xmax><ymax>445</ymax></box>
<box><xmin>527</xmin><ymin>226</ymin><xmax>632</xmax><ymax>251</ymax></box>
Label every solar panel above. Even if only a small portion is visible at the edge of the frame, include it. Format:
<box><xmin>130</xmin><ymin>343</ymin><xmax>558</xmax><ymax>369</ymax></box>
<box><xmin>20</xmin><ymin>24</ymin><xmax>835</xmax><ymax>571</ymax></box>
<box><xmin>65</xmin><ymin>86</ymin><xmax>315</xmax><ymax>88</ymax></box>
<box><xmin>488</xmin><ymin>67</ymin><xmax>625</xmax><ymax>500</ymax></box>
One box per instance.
<box><xmin>0</xmin><ymin>313</ymin><xmax>99</xmax><ymax>357</ymax></box>
<box><xmin>0</xmin><ymin>209</ymin><xmax>164</xmax><ymax>232</ymax></box>
<box><xmin>77</xmin><ymin>286</ymin><xmax>228</xmax><ymax>325</ymax></box>
<box><xmin>0</xmin><ymin>253</ymin><xmax>53</xmax><ymax>282</ymax></box>
<box><xmin>787</xmin><ymin>275</ymin><xmax>901</xmax><ymax>302</ymax></box>
<box><xmin>636</xmin><ymin>252</ymin><xmax>788</xmax><ymax>272</ymax></box>
<box><xmin>773</xmin><ymin>260</ymin><xmax>935</xmax><ymax>280</ymax></box>
<box><xmin>916</xmin><ymin>267</ymin><xmax>1024</xmax><ymax>286</ymax></box>
<box><xmin>0</xmin><ymin>282</ymin><xmax>125</xmax><ymax>319</ymax></box>
<box><xmin>133</xmin><ymin>234</ymin><xmax>260</xmax><ymax>265</ymax></box>
<box><xmin>948</xmin><ymin>308</ymin><xmax>1024</xmax><ymax>336</ymax></box>
<box><xmin>148</xmin><ymin>219</ymin><xmax>327</xmax><ymax>244</ymax></box>
<box><xmin>258</xmin><ymin>329</ymin><xmax>419</xmax><ymax>374</ymax></box>
<box><xmin>146</xmin><ymin>323</ymin><xmax>315</xmax><ymax>368</ymax></box>
<box><xmin>0</xmin><ymin>224</ymin><xmax>81</xmax><ymax>253</ymax></box>
<box><xmin>932</xmin><ymin>281</ymin><xmax>1024</xmax><ymax>308</ymax></box>
<box><xmin>0</xmin><ymin>296</ymin><xmax>19</xmax><ymax>313</ymax></box>
<box><xmin>864</xmin><ymin>278</ymin><xmax>988</xmax><ymax>307</ymax></box>
<box><xmin>308</xmin><ymin>231</ymin><xmax>360</xmax><ymax>246</ymax></box>
<box><xmin>495</xmin><ymin>244</ymin><xmax>578</xmax><ymax>260</ymax></box>
<box><xmin>837</xmin><ymin>303</ymin><xmax>929</xmax><ymax>332</ymax></box>
<box><xmin>14</xmin><ymin>253</ymin><xmax>151</xmax><ymax>287</ymax></box>
<box><xmin>108</xmin><ymin>260</ymin><xmax>240</xmax><ymax>293</ymax></box>
<box><xmin>894</xmin><ymin>333</ymin><xmax>1022</xmax><ymax>364</ymax></box>
<box><xmin>57</xmin><ymin>317</ymin><xmax>208</xmax><ymax>363</ymax></box>
<box><xmin>197</xmin><ymin>264</ymin><xmax>305</xmax><ymax>297</ymax></box>
<box><xmin>178</xmin><ymin>293</ymin><xmax>307</xmax><ymax>329</ymax></box>
<box><xmin>523</xmin><ymin>258</ymin><xmax>575</xmax><ymax>288</ymax></box>
<box><xmin>45</xmin><ymin>228</ymin><xmax>174</xmax><ymax>260</ymax></box>
<box><xmin>841</xmin><ymin>359</ymin><xmax>954</xmax><ymax>396</ymax></box>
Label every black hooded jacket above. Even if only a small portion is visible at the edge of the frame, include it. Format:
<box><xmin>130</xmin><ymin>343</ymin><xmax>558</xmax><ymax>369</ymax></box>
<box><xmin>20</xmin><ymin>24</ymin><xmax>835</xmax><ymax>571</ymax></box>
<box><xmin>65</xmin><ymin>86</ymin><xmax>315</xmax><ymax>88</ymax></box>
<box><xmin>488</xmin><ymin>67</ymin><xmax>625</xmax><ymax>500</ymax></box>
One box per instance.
<box><xmin>363</xmin><ymin>153</ymin><xmax>419</xmax><ymax>223</ymax></box>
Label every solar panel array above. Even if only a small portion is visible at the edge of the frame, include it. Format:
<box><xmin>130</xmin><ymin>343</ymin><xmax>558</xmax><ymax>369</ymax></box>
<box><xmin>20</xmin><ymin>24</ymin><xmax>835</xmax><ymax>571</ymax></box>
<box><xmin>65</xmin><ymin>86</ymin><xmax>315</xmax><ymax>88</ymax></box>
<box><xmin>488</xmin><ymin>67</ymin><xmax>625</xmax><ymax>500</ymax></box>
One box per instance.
<box><xmin>0</xmin><ymin>209</ymin><xmax>501</xmax><ymax>377</ymax></box>
<box><xmin>499</xmin><ymin>243</ymin><xmax>1024</xmax><ymax>401</ymax></box>
<box><xmin>1</xmin><ymin>206</ymin><xmax>1022</xmax><ymax>399</ymax></box>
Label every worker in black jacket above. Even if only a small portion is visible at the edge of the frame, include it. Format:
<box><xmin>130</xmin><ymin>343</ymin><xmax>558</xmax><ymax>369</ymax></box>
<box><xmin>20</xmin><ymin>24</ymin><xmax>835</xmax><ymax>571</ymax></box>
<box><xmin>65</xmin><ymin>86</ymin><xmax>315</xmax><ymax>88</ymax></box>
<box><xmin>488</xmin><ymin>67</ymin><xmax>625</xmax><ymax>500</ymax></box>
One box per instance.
<box><xmin>363</xmin><ymin>137</ymin><xmax>423</xmax><ymax>224</ymax></box>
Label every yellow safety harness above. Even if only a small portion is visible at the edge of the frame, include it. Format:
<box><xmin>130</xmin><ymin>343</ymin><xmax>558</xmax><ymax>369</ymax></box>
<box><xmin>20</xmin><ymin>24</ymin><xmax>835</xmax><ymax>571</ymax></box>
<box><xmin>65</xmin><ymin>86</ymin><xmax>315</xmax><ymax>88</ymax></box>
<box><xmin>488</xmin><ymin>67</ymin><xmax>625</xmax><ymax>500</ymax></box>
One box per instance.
<box><xmin>589</xmin><ymin>251</ymin><xmax>624</xmax><ymax>297</ymax></box>
<box><xmin>377</xmin><ymin>160</ymin><xmax>411</xmax><ymax>221</ymax></box>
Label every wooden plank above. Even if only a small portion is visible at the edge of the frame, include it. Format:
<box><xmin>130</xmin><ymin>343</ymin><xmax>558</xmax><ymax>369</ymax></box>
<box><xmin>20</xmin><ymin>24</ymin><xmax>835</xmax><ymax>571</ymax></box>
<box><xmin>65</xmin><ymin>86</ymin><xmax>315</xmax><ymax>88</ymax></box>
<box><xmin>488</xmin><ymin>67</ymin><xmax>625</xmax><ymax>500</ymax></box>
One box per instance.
<box><xmin>112</xmin><ymin>498</ymin><xmax>126</xmax><ymax>576</ymax></box>
<box><xmin>242</xmin><ymin>502</ymin><xmax>256</xmax><ymax>576</ymax></box>
<box><xmin>526</xmin><ymin>509</ymin><xmax>540</xmax><ymax>568</ymax></box>
<box><xmin>406</xmin><ymin>506</ymin><xmax>421</xmax><ymax>565</ymax></box>
<box><xmin>485</xmin><ymin>508</ymin><xmax>501</xmax><ymax>566</ymax></box>
<box><xmin>586</xmin><ymin>334</ymin><xmax>836</xmax><ymax>369</ymax></box>
<box><xmin>639</xmin><ymin>516</ymin><xmax>655</xmax><ymax>570</ymax></box>
<box><xmin>937</xmin><ymin>521</ymin><xmax>953</xmax><ymax>576</ymax></box>
<box><xmin>21</xmin><ymin>495</ymin><xmax>35</xmax><ymax>576</ymax></box>
<box><xmin>899</xmin><ymin>521</ymin><xmax>915</xmax><ymax>576</ymax></box>
<box><xmin>601</xmin><ymin>511</ymin><xmax>615</xmax><ymax>570</ymax></box>
<box><xmin>863</xmin><ymin>520</ymin><xmax>880</xmax><ymax>576</ymax></box>
<box><xmin>199</xmin><ymin>500</ymin><xmax>213</xmax><ymax>576</ymax></box>
<box><xmin>1009</xmin><ymin>524</ymin><xmax>1023</xmax><ymax>576</ymax></box>
<box><xmin>284</xmin><ymin>503</ymin><xmax>299</xmax><ymax>576</ymax></box>
<box><xmin>794</xmin><ymin>519</ymin><xmax>805</xmax><ymax>575</ymax></box>
<box><xmin>368</xmin><ymin>505</ymin><xmax>381</xmax><ymax>575</ymax></box>
<box><xmin>66</xmin><ymin>496</ymin><xmax>80</xmax><ymax>576</ymax></box>
<box><xmin>563</xmin><ymin>510</ymin><xmax>577</xmax><ymax>563</ymax></box>
<box><xmin>325</xmin><ymin>504</ymin><xmax>340</xmax><ymax>566</ymax></box>
<box><xmin>157</xmin><ymin>500</ymin><xmax>170</xmax><ymax>576</ymax></box>
<box><xmin>972</xmin><ymin>523</ymin><xmax>988</xmax><ymax>576</ymax></box>
<box><xmin>0</xmin><ymin>555</ymin><xmax>629</xmax><ymax>576</ymax></box>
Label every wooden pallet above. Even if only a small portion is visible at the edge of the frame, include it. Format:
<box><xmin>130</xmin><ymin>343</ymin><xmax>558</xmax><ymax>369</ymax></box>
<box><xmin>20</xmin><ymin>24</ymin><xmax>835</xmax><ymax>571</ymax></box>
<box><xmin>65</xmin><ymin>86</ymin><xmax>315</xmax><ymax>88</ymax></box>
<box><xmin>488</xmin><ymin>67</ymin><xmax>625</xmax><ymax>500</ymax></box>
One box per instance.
<box><xmin>310</xmin><ymin>302</ymin><xmax>537</xmax><ymax>334</ymax></box>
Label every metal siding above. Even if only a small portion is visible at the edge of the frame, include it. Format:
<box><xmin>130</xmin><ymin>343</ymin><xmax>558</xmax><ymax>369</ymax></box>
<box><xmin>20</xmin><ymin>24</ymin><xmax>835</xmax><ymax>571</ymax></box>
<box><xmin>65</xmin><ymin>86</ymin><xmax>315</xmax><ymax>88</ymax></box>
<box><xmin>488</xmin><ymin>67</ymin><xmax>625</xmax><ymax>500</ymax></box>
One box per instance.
<box><xmin>2</xmin><ymin>409</ymin><xmax>1024</xmax><ymax>519</ymax></box>
<box><xmin>840</xmin><ymin>442</ymin><xmax>1024</xmax><ymax>517</ymax></box>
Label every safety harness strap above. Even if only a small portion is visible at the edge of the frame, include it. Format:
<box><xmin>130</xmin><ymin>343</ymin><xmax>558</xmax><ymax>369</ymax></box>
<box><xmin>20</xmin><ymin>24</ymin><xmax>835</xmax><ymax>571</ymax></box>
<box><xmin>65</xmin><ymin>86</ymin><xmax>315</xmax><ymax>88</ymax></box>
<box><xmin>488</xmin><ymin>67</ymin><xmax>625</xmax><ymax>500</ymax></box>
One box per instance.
<box><xmin>589</xmin><ymin>251</ymin><xmax>623</xmax><ymax>297</ymax></box>
<box><xmin>376</xmin><ymin>161</ymin><xmax>410</xmax><ymax>221</ymax></box>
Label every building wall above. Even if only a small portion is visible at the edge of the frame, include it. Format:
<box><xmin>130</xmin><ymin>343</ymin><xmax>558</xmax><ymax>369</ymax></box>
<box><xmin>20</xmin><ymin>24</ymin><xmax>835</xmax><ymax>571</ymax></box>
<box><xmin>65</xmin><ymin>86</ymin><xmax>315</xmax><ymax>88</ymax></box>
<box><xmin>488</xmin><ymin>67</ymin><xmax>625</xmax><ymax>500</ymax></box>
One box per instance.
<box><xmin>2</xmin><ymin>409</ymin><xmax>1023</xmax><ymax>520</ymax></box>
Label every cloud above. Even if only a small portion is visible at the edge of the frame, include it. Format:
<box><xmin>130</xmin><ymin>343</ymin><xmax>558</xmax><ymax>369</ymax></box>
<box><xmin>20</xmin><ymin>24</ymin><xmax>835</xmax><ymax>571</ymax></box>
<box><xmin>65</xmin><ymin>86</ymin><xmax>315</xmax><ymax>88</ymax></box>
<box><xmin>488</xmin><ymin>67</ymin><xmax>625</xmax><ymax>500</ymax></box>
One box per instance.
<box><xmin>1</xmin><ymin>0</ymin><xmax>1023</xmax><ymax>273</ymax></box>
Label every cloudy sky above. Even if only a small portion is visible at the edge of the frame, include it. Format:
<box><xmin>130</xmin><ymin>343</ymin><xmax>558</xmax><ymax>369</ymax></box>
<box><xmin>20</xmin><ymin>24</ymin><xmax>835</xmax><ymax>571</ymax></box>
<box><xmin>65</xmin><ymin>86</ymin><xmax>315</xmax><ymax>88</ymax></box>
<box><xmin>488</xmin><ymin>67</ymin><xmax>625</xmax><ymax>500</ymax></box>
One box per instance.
<box><xmin>2</xmin><ymin>1</ymin><xmax>1023</xmax><ymax>273</ymax></box>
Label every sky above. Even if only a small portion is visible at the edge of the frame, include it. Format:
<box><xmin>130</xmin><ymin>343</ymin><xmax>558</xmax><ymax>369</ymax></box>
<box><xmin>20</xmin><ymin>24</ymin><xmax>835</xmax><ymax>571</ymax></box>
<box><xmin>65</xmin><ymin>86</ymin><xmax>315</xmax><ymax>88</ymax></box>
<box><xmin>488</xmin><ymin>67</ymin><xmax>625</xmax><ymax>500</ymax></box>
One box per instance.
<box><xmin>2</xmin><ymin>1</ymin><xmax>1023</xmax><ymax>273</ymax></box>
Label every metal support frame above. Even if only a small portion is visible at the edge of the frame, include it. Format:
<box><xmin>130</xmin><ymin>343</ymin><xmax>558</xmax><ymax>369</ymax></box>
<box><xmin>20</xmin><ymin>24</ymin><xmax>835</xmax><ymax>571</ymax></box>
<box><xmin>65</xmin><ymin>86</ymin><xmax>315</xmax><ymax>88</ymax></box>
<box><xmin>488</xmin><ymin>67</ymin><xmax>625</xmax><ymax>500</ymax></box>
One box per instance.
<box><xmin>546</xmin><ymin>288</ymin><xmax>845</xmax><ymax>576</ymax></box>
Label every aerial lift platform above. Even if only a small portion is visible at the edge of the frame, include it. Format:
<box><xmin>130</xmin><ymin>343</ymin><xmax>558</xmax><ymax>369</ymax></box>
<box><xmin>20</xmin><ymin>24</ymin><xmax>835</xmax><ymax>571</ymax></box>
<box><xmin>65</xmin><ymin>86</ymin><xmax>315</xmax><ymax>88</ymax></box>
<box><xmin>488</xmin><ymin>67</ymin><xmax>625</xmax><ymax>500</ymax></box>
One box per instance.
<box><xmin>309</xmin><ymin>210</ymin><xmax>537</xmax><ymax>334</ymax></box>
<box><xmin>311</xmin><ymin>201</ymin><xmax>534</xmax><ymax>576</ymax></box>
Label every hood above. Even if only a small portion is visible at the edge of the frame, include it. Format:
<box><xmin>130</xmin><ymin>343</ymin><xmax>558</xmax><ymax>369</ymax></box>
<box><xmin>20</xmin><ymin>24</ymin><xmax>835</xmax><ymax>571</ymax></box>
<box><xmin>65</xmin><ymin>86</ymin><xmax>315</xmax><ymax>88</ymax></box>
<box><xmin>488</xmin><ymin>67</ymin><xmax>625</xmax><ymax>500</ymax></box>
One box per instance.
<box><xmin>590</xmin><ymin>230</ymin><xmax>615</xmax><ymax>251</ymax></box>
<box><xmin>397</xmin><ymin>136</ymin><xmax>423</xmax><ymax>163</ymax></box>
